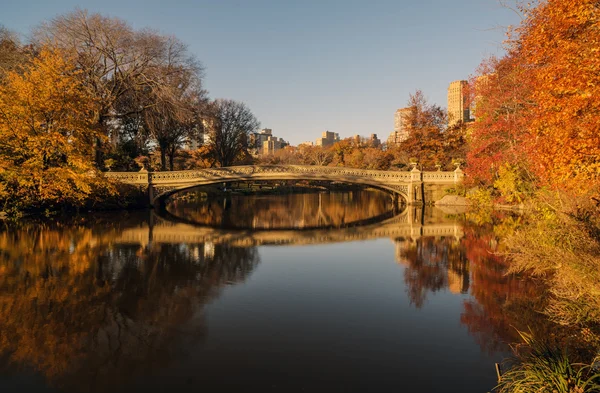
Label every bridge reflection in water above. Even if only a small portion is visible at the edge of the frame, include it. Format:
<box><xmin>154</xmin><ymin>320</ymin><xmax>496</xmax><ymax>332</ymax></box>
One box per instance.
<box><xmin>115</xmin><ymin>206</ymin><xmax>464</xmax><ymax>248</ymax></box>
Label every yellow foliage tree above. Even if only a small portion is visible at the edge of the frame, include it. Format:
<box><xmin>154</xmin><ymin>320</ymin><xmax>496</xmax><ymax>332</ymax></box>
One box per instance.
<box><xmin>0</xmin><ymin>47</ymin><xmax>113</xmax><ymax>212</ymax></box>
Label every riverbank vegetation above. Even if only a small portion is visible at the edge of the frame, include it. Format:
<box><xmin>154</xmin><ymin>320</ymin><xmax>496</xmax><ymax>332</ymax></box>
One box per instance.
<box><xmin>463</xmin><ymin>1</ymin><xmax>600</xmax><ymax>390</ymax></box>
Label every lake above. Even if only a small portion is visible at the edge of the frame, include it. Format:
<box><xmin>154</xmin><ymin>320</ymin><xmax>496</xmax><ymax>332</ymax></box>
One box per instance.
<box><xmin>0</xmin><ymin>188</ymin><xmax>548</xmax><ymax>392</ymax></box>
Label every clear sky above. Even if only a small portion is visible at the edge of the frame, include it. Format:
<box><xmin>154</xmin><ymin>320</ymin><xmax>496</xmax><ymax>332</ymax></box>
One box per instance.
<box><xmin>3</xmin><ymin>0</ymin><xmax>519</xmax><ymax>145</ymax></box>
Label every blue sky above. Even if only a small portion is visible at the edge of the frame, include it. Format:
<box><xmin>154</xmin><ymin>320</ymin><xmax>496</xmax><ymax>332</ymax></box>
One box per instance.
<box><xmin>3</xmin><ymin>0</ymin><xmax>519</xmax><ymax>145</ymax></box>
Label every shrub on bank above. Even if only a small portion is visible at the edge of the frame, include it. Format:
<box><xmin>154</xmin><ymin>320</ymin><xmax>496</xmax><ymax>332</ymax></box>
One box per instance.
<box><xmin>497</xmin><ymin>331</ymin><xmax>600</xmax><ymax>393</ymax></box>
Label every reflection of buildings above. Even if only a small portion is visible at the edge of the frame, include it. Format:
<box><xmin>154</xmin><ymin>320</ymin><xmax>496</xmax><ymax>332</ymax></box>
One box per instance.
<box><xmin>315</xmin><ymin>131</ymin><xmax>340</xmax><ymax>147</ymax></box>
<box><xmin>447</xmin><ymin>80</ymin><xmax>470</xmax><ymax>126</ymax></box>
<box><xmin>250</xmin><ymin>128</ymin><xmax>289</xmax><ymax>155</ymax></box>
<box><xmin>447</xmin><ymin>270</ymin><xmax>467</xmax><ymax>294</ymax></box>
<box><xmin>203</xmin><ymin>242</ymin><xmax>215</xmax><ymax>259</ymax></box>
<box><xmin>387</xmin><ymin>107</ymin><xmax>411</xmax><ymax>146</ymax></box>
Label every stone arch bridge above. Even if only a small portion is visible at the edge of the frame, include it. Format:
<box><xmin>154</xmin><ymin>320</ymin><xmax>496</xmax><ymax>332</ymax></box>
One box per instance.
<box><xmin>105</xmin><ymin>165</ymin><xmax>464</xmax><ymax>207</ymax></box>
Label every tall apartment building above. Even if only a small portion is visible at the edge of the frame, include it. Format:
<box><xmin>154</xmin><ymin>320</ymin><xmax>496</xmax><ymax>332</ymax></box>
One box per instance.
<box><xmin>250</xmin><ymin>128</ymin><xmax>288</xmax><ymax>155</ymax></box>
<box><xmin>262</xmin><ymin>135</ymin><xmax>288</xmax><ymax>155</ymax></box>
<box><xmin>387</xmin><ymin>107</ymin><xmax>411</xmax><ymax>146</ymax></box>
<box><xmin>447</xmin><ymin>80</ymin><xmax>470</xmax><ymax>126</ymax></box>
<box><xmin>251</xmin><ymin>128</ymin><xmax>273</xmax><ymax>150</ymax></box>
<box><xmin>315</xmin><ymin>131</ymin><xmax>340</xmax><ymax>147</ymax></box>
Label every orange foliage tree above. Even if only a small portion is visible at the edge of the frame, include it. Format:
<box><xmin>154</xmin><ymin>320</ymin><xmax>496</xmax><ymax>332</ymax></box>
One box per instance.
<box><xmin>0</xmin><ymin>47</ymin><xmax>113</xmax><ymax>212</ymax></box>
<box><xmin>467</xmin><ymin>0</ymin><xmax>600</xmax><ymax>195</ymax></box>
<box><xmin>391</xmin><ymin>90</ymin><xmax>466</xmax><ymax>170</ymax></box>
<box><xmin>466</xmin><ymin>53</ymin><xmax>533</xmax><ymax>185</ymax></box>
<box><xmin>517</xmin><ymin>0</ymin><xmax>600</xmax><ymax>192</ymax></box>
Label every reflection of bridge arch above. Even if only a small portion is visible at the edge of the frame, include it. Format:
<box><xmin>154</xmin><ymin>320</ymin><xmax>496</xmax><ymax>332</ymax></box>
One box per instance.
<box><xmin>105</xmin><ymin>165</ymin><xmax>464</xmax><ymax>207</ymax></box>
<box><xmin>113</xmin><ymin>209</ymin><xmax>464</xmax><ymax>248</ymax></box>
<box><xmin>160</xmin><ymin>192</ymin><xmax>405</xmax><ymax>231</ymax></box>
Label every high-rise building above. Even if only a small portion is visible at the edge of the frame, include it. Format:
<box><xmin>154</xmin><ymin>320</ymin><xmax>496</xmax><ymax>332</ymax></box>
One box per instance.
<box><xmin>251</xmin><ymin>128</ymin><xmax>272</xmax><ymax>150</ymax></box>
<box><xmin>369</xmin><ymin>133</ymin><xmax>381</xmax><ymax>147</ymax></box>
<box><xmin>250</xmin><ymin>128</ymin><xmax>288</xmax><ymax>155</ymax></box>
<box><xmin>387</xmin><ymin>107</ymin><xmax>411</xmax><ymax>146</ymax></box>
<box><xmin>447</xmin><ymin>80</ymin><xmax>470</xmax><ymax>126</ymax></box>
<box><xmin>315</xmin><ymin>131</ymin><xmax>340</xmax><ymax>147</ymax></box>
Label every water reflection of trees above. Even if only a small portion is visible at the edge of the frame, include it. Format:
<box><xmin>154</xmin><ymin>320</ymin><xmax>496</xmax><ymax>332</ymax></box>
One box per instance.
<box><xmin>459</xmin><ymin>219</ymin><xmax>551</xmax><ymax>354</ymax></box>
<box><xmin>0</xmin><ymin>219</ymin><xmax>259</xmax><ymax>392</ymax></box>
<box><xmin>167</xmin><ymin>189</ymin><xmax>394</xmax><ymax>229</ymax></box>
<box><xmin>395</xmin><ymin>237</ymin><xmax>469</xmax><ymax>308</ymax></box>
<box><xmin>394</xmin><ymin>216</ymin><xmax>552</xmax><ymax>354</ymax></box>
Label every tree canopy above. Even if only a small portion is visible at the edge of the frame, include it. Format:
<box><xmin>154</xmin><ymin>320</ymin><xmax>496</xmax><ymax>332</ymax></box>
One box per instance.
<box><xmin>467</xmin><ymin>0</ymin><xmax>600</xmax><ymax>195</ymax></box>
<box><xmin>204</xmin><ymin>99</ymin><xmax>260</xmax><ymax>167</ymax></box>
<box><xmin>0</xmin><ymin>47</ymin><xmax>114</xmax><ymax>212</ymax></box>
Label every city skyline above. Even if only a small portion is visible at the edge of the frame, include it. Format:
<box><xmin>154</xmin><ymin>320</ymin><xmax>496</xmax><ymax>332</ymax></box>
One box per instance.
<box><xmin>3</xmin><ymin>0</ymin><xmax>520</xmax><ymax>145</ymax></box>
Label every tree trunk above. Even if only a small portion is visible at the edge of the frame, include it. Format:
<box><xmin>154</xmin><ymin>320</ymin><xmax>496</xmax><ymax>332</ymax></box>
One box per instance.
<box><xmin>169</xmin><ymin>151</ymin><xmax>175</xmax><ymax>171</ymax></box>
<box><xmin>95</xmin><ymin>114</ymin><xmax>110</xmax><ymax>170</ymax></box>
<box><xmin>95</xmin><ymin>137</ymin><xmax>104</xmax><ymax>170</ymax></box>
<box><xmin>160</xmin><ymin>148</ymin><xmax>167</xmax><ymax>171</ymax></box>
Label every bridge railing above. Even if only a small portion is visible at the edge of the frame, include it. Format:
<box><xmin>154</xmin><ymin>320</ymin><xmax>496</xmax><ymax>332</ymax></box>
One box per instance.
<box><xmin>104</xmin><ymin>165</ymin><xmax>464</xmax><ymax>206</ymax></box>
<box><xmin>422</xmin><ymin>170</ymin><xmax>463</xmax><ymax>183</ymax></box>
<box><xmin>104</xmin><ymin>172</ymin><xmax>149</xmax><ymax>184</ymax></box>
<box><xmin>142</xmin><ymin>165</ymin><xmax>418</xmax><ymax>184</ymax></box>
<box><xmin>106</xmin><ymin>165</ymin><xmax>463</xmax><ymax>185</ymax></box>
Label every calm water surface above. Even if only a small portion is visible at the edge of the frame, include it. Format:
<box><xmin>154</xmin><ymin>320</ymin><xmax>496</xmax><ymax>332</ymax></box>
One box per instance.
<box><xmin>0</xmin><ymin>190</ymin><xmax>547</xmax><ymax>392</ymax></box>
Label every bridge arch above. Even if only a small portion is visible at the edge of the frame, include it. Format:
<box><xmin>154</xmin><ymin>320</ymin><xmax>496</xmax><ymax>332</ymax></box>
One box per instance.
<box><xmin>153</xmin><ymin>176</ymin><xmax>410</xmax><ymax>209</ymax></box>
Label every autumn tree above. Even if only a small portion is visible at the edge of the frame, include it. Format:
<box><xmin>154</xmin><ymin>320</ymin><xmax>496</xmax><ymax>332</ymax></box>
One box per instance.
<box><xmin>0</xmin><ymin>47</ymin><xmax>113</xmax><ymax>212</ymax></box>
<box><xmin>0</xmin><ymin>25</ymin><xmax>28</xmax><ymax>77</ymax></box>
<box><xmin>203</xmin><ymin>99</ymin><xmax>259</xmax><ymax>167</ymax></box>
<box><xmin>516</xmin><ymin>0</ymin><xmax>600</xmax><ymax>193</ymax></box>
<box><xmin>467</xmin><ymin>0</ymin><xmax>600</xmax><ymax>196</ymax></box>
<box><xmin>35</xmin><ymin>9</ymin><xmax>202</xmax><ymax>168</ymax></box>
<box><xmin>396</xmin><ymin>90</ymin><xmax>448</xmax><ymax>169</ymax></box>
<box><xmin>258</xmin><ymin>146</ymin><xmax>304</xmax><ymax>165</ymax></box>
<box><xmin>329</xmin><ymin>139</ymin><xmax>354</xmax><ymax>166</ymax></box>
<box><xmin>142</xmin><ymin>41</ymin><xmax>206</xmax><ymax>171</ymax></box>
<box><xmin>295</xmin><ymin>145</ymin><xmax>333</xmax><ymax>166</ymax></box>
<box><xmin>466</xmin><ymin>54</ymin><xmax>533</xmax><ymax>186</ymax></box>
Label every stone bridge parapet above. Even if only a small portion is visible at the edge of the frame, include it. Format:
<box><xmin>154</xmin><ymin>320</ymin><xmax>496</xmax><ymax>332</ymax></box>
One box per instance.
<box><xmin>105</xmin><ymin>165</ymin><xmax>464</xmax><ymax>207</ymax></box>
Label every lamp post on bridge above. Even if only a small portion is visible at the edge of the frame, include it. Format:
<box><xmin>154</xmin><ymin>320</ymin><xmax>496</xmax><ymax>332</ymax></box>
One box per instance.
<box><xmin>147</xmin><ymin>151</ymin><xmax>155</xmax><ymax>206</ymax></box>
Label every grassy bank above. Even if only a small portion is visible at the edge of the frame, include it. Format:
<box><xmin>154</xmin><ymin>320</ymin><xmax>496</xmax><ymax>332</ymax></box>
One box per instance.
<box><xmin>481</xmin><ymin>190</ymin><xmax>600</xmax><ymax>392</ymax></box>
